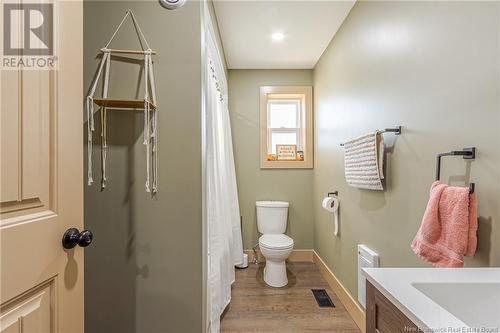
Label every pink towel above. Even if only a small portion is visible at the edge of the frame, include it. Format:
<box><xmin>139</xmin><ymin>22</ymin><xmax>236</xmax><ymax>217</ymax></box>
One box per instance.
<box><xmin>411</xmin><ymin>181</ymin><xmax>478</xmax><ymax>267</ymax></box>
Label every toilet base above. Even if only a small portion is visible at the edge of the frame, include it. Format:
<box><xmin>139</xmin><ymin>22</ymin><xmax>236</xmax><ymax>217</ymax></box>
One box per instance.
<box><xmin>263</xmin><ymin>259</ymin><xmax>288</xmax><ymax>287</ymax></box>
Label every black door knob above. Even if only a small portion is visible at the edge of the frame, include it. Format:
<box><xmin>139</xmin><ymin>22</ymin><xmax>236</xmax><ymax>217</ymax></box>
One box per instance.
<box><xmin>62</xmin><ymin>228</ymin><xmax>93</xmax><ymax>249</ymax></box>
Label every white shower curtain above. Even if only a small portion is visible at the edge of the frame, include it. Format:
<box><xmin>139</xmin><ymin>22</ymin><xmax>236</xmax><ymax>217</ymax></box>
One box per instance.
<box><xmin>206</xmin><ymin>56</ymin><xmax>244</xmax><ymax>332</ymax></box>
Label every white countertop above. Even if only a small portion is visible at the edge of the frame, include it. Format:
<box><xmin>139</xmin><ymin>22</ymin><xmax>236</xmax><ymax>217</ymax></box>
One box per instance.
<box><xmin>362</xmin><ymin>268</ymin><xmax>500</xmax><ymax>332</ymax></box>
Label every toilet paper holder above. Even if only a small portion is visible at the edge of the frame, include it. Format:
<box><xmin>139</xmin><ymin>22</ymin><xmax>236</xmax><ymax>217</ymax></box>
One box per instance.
<box><xmin>324</xmin><ymin>191</ymin><xmax>340</xmax><ymax>236</ymax></box>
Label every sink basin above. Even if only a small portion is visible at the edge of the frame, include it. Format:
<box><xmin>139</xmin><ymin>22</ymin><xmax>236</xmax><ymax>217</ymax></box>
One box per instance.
<box><xmin>412</xmin><ymin>282</ymin><xmax>500</xmax><ymax>329</ymax></box>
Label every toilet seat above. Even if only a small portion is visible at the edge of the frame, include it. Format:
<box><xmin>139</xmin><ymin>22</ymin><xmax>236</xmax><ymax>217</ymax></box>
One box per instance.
<box><xmin>259</xmin><ymin>234</ymin><xmax>294</xmax><ymax>250</ymax></box>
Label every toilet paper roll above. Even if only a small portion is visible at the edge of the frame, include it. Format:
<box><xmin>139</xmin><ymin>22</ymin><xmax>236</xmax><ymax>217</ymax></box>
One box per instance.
<box><xmin>322</xmin><ymin>196</ymin><xmax>339</xmax><ymax>213</ymax></box>
<box><xmin>322</xmin><ymin>196</ymin><xmax>340</xmax><ymax>236</ymax></box>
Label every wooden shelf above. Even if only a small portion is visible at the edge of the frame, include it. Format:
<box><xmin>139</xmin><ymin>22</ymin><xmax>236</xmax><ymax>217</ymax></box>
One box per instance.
<box><xmin>93</xmin><ymin>99</ymin><xmax>156</xmax><ymax>110</ymax></box>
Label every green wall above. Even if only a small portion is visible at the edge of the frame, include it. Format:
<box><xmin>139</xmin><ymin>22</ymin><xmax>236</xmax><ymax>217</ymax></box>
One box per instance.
<box><xmin>313</xmin><ymin>1</ymin><xmax>500</xmax><ymax>302</ymax></box>
<box><xmin>84</xmin><ymin>1</ymin><xmax>204</xmax><ymax>332</ymax></box>
<box><xmin>228</xmin><ymin>69</ymin><xmax>314</xmax><ymax>249</ymax></box>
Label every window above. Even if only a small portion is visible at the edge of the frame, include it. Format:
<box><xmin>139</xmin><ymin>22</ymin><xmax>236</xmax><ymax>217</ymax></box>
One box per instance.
<box><xmin>260</xmin><ymin>86</ymin><xmax>313</xmax><ymax>168</ymax></box>
<box><xmin>268</xmin><ymin>100</ymin><xmax>300</xmax><ymax>154</ymax></box>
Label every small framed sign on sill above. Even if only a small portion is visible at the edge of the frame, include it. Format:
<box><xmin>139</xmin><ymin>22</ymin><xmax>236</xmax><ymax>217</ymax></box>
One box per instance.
<box><xmin>260</xmin><ymin>86</ymin><xmax>313</xmax><ymax>169</ymax></box>
<box><xmin>276</xmin><ymin>145</ymin><xmax>297</xmax><ymax>161</ymax></box>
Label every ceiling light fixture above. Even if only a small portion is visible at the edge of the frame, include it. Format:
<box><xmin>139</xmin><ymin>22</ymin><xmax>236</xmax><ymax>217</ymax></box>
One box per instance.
<box><xmin>271</xmin><ymin>32</ymin><xmax>285</xmax><ymax>41</ymax></box>
<box><xmin>159</xmin><ymin>0</ymin><xmax>186</xmax><ymax>9</ymax></box>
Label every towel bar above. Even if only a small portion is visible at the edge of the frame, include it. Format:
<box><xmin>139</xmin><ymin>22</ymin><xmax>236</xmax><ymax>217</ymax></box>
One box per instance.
<box><xmin>340</xmin><ymin>126</ymin><xmax>402</xmax><ymax>146</ymax></box>
<box><xmin>435</xmin><ymin>148</ymin><xmax>475</xmax><ymax>194</ymax></box>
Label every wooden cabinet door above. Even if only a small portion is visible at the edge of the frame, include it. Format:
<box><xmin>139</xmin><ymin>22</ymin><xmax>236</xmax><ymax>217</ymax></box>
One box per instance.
<box><xmin>366</xmin><ymin>281</ymin><xmax>419</xmax><ymax>333</ymax></box>
<box><xmin>0</xmin><ymin>1</ymin><xmax>83</xmax><ymax>332</ymax></box>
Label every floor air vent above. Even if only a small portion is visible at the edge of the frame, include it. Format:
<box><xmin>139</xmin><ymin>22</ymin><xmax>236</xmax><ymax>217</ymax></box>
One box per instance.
<box><xmin>311</xmin><ymin>289</ymin><xmax>335</xmax><ymax>308</ymax></box>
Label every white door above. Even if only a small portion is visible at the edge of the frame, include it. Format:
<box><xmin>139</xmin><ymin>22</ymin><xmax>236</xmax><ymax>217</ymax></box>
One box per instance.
<box><xmin>0</xmin><ymin>1</ymin><xmax>84</xmax><ymax>332</ymax></box>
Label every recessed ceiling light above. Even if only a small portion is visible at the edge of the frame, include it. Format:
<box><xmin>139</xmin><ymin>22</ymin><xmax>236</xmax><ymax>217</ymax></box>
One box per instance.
<box><xmin>271</xmin><ymin>32</ymin><xmax>285</xmax><ymax>41</ymax></box>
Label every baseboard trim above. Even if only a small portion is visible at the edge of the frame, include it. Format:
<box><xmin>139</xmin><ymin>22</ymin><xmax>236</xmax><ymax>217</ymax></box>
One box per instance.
<box><xmin>312</xmin><ymin>250</ymin><xmax>366</xmax><ymax>333</ymax></box>
<box><xmin>243</xmin><ymin>249</ymin><xmax>314</xmax><ymax>262</ymax></box>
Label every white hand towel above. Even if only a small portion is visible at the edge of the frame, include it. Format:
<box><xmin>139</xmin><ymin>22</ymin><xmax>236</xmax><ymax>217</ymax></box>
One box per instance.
<box><xmin>343</xmin><ymin>131</ymin><xmax>384</xmax><ymax>190</ymax></box>
<box><xmin>378</xmin><ymin>133</ymin><xmax>385</xmax><ymax>180</ymax></box>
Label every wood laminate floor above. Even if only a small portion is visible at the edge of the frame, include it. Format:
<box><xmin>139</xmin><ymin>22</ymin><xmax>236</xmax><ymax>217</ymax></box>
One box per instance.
<box><xmin>220</xmin><ymin>262</ymin><xmax>361</xmax><ymax>333</ymax></box>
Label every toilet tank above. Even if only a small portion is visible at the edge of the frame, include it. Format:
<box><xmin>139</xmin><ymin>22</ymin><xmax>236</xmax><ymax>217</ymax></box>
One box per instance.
<box><xmin>256</xmin><ymin>201</ymin><xmax>289</xmax><ymax>234</ymax></box>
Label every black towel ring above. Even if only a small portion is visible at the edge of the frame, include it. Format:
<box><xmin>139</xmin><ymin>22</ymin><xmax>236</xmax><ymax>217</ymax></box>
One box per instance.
<box><xmin>435</xmin><ymin>148</ymin><xmax>476</xmax><ymax>194</ymax></box>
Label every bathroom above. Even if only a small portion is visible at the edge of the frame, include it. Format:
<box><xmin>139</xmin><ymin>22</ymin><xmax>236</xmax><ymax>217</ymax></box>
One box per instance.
<box><xmin>0</xmin><ymin>0</ymin><xmax>499</xmax><ymax>332</ymax></box>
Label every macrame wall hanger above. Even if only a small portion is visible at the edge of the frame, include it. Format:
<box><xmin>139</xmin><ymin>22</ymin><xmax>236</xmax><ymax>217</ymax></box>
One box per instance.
<box><xmin>87</xmin><ymin>9</ymin><xmax>158</xmax><ymax>194</ymax></box>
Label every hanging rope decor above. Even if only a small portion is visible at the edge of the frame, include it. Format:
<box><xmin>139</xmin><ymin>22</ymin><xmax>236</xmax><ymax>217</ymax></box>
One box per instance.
<box><xmin>86</xmin><ymin>10</ymin><xmax>159</xmax><ymax>194</ymax></box>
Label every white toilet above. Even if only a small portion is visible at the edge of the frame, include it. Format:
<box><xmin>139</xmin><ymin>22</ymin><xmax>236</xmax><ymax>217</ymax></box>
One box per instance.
<box><xmin>256</xmin><ymin>201</ymin><xmax>294</xmax><ymax>287</ymax></box>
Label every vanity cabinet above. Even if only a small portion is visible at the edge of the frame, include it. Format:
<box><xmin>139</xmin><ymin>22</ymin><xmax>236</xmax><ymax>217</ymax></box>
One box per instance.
<box><xmin>366</xmin><ymin>281</ymin><xmax>419</xmax><ymax>333</ymax></box>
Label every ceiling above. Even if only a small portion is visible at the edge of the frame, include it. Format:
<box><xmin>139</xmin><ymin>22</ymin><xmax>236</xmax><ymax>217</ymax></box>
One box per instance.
<box><xmin>212</xmin><ymin>0</ymin><xmax>356</xmax><ymax>69</ymax></box>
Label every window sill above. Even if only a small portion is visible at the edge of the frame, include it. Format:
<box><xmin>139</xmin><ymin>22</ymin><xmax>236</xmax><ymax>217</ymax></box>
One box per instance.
<box><xmin>260</xmin><ymin>159</ymin><xmax>313</xmax><ymax>169</ymax></box>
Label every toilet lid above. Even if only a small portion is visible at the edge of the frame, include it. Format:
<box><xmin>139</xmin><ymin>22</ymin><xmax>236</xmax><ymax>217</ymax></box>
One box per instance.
<box><xmin>259</xmin><ymin>234</ymin><xmax>294</xmax><ymax>250</ymax></box>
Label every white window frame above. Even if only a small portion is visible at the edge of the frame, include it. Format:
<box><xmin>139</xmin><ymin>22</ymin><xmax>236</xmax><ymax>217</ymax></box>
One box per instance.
<box><xmin>260</xmin><ymin>86</ymin><xmax>313</xmax><ymax>169</ymax></box>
